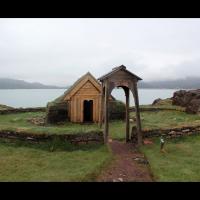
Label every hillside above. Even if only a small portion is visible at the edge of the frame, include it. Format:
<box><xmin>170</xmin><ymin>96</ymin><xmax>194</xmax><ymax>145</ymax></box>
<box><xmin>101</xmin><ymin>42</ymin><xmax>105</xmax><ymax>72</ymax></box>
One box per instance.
<box><xmin>138</xmin><ymin>77</ymin><xmax>200</xmax><ymax>89</ymax></box>
<box><xmin>0</xmin><ymin>78</ymin><xmax>67</xmax><ymax>89</ymax></box>
<box><xmin>1</xmin><ymin>77</ymin><xmax>200</xmax><ymax>89</ymax></box>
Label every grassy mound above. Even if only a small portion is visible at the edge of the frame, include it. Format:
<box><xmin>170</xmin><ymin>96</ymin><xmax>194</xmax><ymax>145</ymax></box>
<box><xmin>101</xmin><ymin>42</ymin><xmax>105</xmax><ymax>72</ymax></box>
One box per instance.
<box><xmin>0</xmin><ymin>104</ymin><xmax>13</xmax><ymax>110</ymax></box>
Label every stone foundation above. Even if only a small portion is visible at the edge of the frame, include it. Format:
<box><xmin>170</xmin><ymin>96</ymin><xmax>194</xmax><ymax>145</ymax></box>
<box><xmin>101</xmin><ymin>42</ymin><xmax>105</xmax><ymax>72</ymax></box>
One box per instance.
<box><xmin>0</xmin><ymin>130</ymin><xmax>104</xmax><ymax>144</ymax></box>
<box><xmin>131</xmin><ymin>125</ymin><xmax>200</xmax><ymax>141</ymax></box>
<box><xmin>46</xmin><ymin>102</ymin><xmax>69</xmax><ymax>124</ymax></box>
<box><xmin>0</xmin><ymin>107</ymin><xmax>46</xmax><ymax>114</ymax></box>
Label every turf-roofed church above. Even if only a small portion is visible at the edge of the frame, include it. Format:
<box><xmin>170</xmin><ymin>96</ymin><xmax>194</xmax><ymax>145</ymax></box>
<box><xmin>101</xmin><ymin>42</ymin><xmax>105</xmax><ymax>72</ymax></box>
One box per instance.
<box><xmin>46</xmin><ymin>72</ymin><xmax>118</xmax><ymax>124</ymax></box>
<box><xmin>64</xmin><ymin>72</ymin><xmax>101</xmax><ymax>122</ymax></box>
<box><xmin>63</xmin><ymin>72</ymin><xmax>102</xmax><ymax>123</ymax></box>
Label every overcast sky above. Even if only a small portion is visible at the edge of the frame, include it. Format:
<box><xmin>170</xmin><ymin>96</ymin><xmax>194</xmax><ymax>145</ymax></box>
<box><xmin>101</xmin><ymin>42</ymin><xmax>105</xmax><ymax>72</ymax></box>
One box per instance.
<box><xmin>0</xmin><ymin>18</ymin><xmax>200</xmax><ymax>86</ymax></box>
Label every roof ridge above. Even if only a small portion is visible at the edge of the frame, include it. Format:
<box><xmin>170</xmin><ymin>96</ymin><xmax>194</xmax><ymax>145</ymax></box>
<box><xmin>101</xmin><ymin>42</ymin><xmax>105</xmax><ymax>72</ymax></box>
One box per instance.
<box><xmin>53</xmin><ymin>71</ymin><xmax>101</xmax><ymax>102</ymax></box>
<box><xmin>98</xmin><ymin>65</ymin><xmax>142</xmax><ymax>81</ymax></box>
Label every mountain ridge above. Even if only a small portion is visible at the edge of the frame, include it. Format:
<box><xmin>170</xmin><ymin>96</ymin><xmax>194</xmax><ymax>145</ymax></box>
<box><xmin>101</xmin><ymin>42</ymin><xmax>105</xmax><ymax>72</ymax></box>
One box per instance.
<box><xmin>0</xmin><ymin>77</ymin><xmax>200</xmax><ymax>89</ymax></box>
<box><xmin>0</xmin><ymin>78</ymin><xmax>67</xmax><ymax>89</ymax></box>
<box><xmin>138</xmin><ymin>77</ymin><xmax>200</xmax><ymax>89</ymax></box>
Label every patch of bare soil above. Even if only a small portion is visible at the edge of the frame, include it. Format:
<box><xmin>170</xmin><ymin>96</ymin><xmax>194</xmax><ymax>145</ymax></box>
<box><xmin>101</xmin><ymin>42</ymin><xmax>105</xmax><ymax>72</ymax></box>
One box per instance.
<box><xmin>96</xmin><ymin>140</ymin><xmax>153</xmax><ymax>182</ymax></box>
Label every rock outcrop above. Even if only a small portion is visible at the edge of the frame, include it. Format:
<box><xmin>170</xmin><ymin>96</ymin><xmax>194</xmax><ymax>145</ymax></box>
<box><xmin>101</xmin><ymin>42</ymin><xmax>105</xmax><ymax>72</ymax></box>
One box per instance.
<box><xmin>152</xmin><ymin>98</ymin><xmax>162</xmax><ymax>105</ymax></box>
<box><xmin>151</xmin><ymin>98</ymin><xmax>173</xmax><ymax>107</ymax></box>
<box><xmin>172</xmin><ymin>89</ymin><xmax>200</xmax><ymax>114</ymax></box>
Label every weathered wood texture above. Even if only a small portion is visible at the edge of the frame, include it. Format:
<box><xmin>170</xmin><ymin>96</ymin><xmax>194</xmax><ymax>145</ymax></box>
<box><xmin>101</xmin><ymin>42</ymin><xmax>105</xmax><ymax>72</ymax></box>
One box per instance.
<box><xmin>125</xmin><ymin>88</ymin><xmax>130</xmax><ymax>143</ymax></box>
<box><xmin>98</xmin><ymin>65</ymin><xmax>143</xmax><ymax>146</ymax></box>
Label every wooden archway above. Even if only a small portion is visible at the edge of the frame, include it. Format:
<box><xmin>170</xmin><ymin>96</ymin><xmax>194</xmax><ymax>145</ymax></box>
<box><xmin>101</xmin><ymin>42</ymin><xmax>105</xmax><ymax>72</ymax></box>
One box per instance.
<box><xmin>98</xmin><ymin>65</ymin><xmax>143</xmax><ymax>146</ymax></box>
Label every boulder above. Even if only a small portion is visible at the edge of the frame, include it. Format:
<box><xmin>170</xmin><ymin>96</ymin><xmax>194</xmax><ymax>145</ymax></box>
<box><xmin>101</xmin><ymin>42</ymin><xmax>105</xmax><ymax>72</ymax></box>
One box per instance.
<box><xmin>151</xmin><ymin>98</ymin><xmax>172</xmax><ymax>106</ymax></box>
<box><xmin>172</xmin><ymin>89</ymin><xmax>200</xmax><ymax>114</ymax></box>
<box><xmin>152</xmin><ymin>98</ymin><xmax>162</xmax><ymax>105</ymax></box>
<box><xmin>185</xmin><ymin>99</ymin><xmax>200</xmax><ymax>114</ymax></box>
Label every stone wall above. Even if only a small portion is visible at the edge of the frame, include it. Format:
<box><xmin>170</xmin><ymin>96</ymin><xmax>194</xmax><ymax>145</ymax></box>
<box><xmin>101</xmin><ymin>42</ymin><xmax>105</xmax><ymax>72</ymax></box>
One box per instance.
<box><xmin>129</xmin><ymin>107</ymin><xmax>184</xmax><ymax>112</ymax></box>
<box><xmin>46</xmin><ymin>102</ymin><xmax>69</xmax><ymax>124</ymax></box>
<box><xmin>0</xmin><ymin>107</ymin><xmax>46</xmax><ymax>114</ymax></box>
<box><xmin>0</xmin><ymin>130</ymin><xmax>104</xmax><ymax>144</ymax></box>
<box><xmin>131</xmin><ymin>125</ymin><xmax>200</xmax><ymax>142</ymax></box>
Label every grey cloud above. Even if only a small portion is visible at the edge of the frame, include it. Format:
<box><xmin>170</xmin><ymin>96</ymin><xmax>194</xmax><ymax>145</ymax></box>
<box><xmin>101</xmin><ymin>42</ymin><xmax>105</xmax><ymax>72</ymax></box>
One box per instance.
<box><xmin>0</xmin><ymin>18</ymin><xmax>200</xmax><ymax>86</ymax></box>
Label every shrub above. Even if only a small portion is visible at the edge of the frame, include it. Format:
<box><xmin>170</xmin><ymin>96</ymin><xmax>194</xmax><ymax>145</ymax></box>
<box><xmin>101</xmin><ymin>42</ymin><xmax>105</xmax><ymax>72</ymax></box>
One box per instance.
<box><xmin>109</xmin><ymin>100</ymin><xmax>126</xmax><ymax>120</ymax></box>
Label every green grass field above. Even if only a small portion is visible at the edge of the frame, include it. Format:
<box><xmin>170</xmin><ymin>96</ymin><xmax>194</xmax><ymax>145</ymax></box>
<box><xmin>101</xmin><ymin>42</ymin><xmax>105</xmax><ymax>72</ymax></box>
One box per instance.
<box><xmin>110</xmin><ymin>110</ymin><xmax>200</xmax><ymax>140</ymax></box>
<box><xmin>0</xmin><ymin>138</ymin><xmax>112</xmax><ymax>181</ymax></box>
<box><xmin>0</xmin><ymin>110</ymin><xmax>199</xmax><ymax>139</ymax></box>
<box><xmin>1</xmin><ymin>104</ymin><xmax>200</xmax><ymax>181</ymax></box>
<box><xmin>141</xmin><ymin>135</ymin><xmax>200</xmax><ymax>181</ymax></box>
<box><xmin>131</xmin><ymin>110</ymin><xmax>200</xmax><ymax>130</ymax></box>
<box><xmin>0</xmin><ymin>112</ymin><xmax>100</xmax><ymax>135</ymax></box>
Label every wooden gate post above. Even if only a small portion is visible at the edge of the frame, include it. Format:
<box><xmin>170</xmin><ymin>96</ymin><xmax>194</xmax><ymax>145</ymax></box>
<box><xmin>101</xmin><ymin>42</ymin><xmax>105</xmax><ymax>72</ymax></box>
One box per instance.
<box><xmin>125</xmin><ymin>88</ymin><xmax>130</xmax><ymax>143</ymax></box>
<box><xmin>98</xmin><ymin>65</ymin><xmax>142</xmax><ymax>145</ymax></box>
<box><xmin>132</xmin><ymin>83</ymin><xmax>142</xmax><ymax>146</ymax></box>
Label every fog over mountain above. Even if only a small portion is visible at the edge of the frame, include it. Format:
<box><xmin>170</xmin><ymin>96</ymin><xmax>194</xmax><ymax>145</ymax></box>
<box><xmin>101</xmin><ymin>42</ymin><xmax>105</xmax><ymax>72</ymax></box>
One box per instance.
<box><xmin>138</xmin><ymin>77</ymin><xmax>200</xmax><ymax>89</ymax></box>
<box><xmin>1</xmin><ymin>77</ymin><xmax>200</xmax><ymax>89</ymax></box>
<box><xmin>0</xmin><ymin>78</ymin><xmax>67</xmax><ymax>89</ymax></box>
<box><xmin>1</xmin><ymin>19</ymin><xmax>200</xmax><ymax>86</ymax></box>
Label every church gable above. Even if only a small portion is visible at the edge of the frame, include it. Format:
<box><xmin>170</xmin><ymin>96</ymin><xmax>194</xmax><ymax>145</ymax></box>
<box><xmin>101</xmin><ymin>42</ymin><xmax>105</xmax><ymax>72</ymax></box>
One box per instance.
<box><xmin>75</xmin><ymin>80</ymin><xmax>100</xmax><ymax>96</ymax></box>
<box><xmin>64</xmin><ymin>72</ymin><xmax>101</xmax><ymax>100</ymax></box>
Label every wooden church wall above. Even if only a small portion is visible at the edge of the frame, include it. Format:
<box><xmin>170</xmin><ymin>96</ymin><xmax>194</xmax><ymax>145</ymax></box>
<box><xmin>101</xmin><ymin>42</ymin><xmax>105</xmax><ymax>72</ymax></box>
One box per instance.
<box><xmin>69</xmin><ymin>80</ymin><xmax>101</xmax><ymax>123</ymax></box>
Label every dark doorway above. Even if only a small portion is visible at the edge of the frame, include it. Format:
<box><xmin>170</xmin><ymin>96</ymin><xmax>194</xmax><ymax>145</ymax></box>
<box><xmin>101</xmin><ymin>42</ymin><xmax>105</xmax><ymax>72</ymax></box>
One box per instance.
<box><xmin>83</xmin><ymin>100</ymin><xmax>93</xmax><ymax>122</ymax></box>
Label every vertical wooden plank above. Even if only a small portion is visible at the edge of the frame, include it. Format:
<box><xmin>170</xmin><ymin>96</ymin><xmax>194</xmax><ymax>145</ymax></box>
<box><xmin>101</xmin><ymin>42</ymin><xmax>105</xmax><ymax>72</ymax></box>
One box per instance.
<box><xmin>97</xmin><ymin>96</ymin><xmax>99</xmax><ymax>123</ymax></box>
<box><xmin>81</xmin><ymin>98</ymin><xmax>83</xmax><ymax>122</ymax></box>
<box><xmin>132</xmin><ymin>82</ymin><xmax>142</xmax><ymax>146</ymax></box>
<box><xmin>68</xmin><ymin>100</ymin><xmax>71</xmax><ymax>120</ymax></box>
<box><xmin>74</xmin><ymin>97</ymin><xmax>77</xmax><ymax>122</ymax></box>
<box><xmin>77</xmin><ymin>97</ymin><xmax>80</xmax><ymax>122</ymax></box>
<box><xmin>71</xmin><ymin>97</ymin><xmax>74</xmax><ymax>122</ymax></box>
<box><xmin>99</xmin><ymin>84</ymin><xmax>104</xmax><ymax>128</ymax></box>
<box><xmin>73</xmin><ymin>97</ymin><xmax>75</xmax><ymax>122</ymax></box>
<box><xmin>94</xmin><ymin>98</ymin><xmax>96</xmax><ymax>123</ymax></box>
<box><xmin>78</xmin><ymin>97</ymin><xmax>81</xmax><ymax>122</ymax></box>
<box><xmin>93</xmin><ymin>98</ymin><xmax>96</xmax><ymax>123</ymax></box>
<box><xmin>96</xmin><ymin>97</ymin><xmax>98</xmax><ymax>123</ymax></box>
<box><xmin>104</xmin><ymin>81</ymin><xmax>109</xmax><ymax>143</ymax></box>
<box><xmin>98</xmin><ymin>95</ymin><xmax>101</xmax><ymax>124</ymax></box>
<box><xmin>125</xmin><ymin>88</ymin><xmax>130</xmax><ymax>143</ymax></box>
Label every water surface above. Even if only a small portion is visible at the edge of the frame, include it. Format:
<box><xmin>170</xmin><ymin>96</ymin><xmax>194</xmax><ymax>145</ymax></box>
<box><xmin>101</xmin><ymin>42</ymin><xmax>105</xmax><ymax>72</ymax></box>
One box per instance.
<box><xmin>0</xmin><ymin>89</ymin><xmax>177</xmax><ymax>108</ymax></box>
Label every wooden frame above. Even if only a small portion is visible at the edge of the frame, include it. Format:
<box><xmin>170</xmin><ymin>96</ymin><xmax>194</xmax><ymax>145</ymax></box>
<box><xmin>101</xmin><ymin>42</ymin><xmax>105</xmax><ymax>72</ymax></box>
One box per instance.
<box><xmin>98</xmin><ymin>65</ymin><xmax>143</xmax><ymax>146</ymax></box>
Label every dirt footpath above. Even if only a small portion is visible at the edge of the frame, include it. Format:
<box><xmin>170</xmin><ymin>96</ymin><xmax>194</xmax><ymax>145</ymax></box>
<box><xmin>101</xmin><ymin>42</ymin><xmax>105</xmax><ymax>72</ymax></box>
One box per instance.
<box><xmin>96</xmin><ymin>140</ymin><xmax>153</xmax><ymax>182</ymax></box>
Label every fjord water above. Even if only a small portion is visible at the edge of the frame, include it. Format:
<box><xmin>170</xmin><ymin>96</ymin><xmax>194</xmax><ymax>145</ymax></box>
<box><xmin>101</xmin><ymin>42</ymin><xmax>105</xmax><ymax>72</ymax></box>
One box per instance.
<box><xmin>0</xmin><ymin>89</ymin><xmax>177</xmax><ymax>108</ymax></box>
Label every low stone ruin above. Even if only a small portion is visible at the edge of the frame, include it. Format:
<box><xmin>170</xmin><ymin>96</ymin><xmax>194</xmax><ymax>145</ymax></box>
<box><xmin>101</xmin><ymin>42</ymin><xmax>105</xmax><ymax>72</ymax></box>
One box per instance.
<box><xmin>108</xmin><ymin>100</ymin><xmax>126</xmax><ymax>120</ymax></box>
<box><xmin>45</xmin><ymin>99</ymin><xmax>126</xmax><ymax>124</ymax></box>
<box><xmin>152</xmin><ymin>98</ymin><xmax>162</xmax><ymax>105</ymax></box>
<box><xmin>27</xmin><ymin>117</ymin><xmax>45</xmax><ymax>126</ymax></box>
<box><xmin>46</xmin><ymin>101</ymin><xmax>69</xmax><ymax>124</ymax></box>
<box><xmin>131</xmin><ymin>124</ymin><xmax>200</xmax><ymax>142</ymax></box>
<box><xmin>172</xmin><ymin>89</ymin><xmax>200</xmax><ymax>114</ymax></box>
<box><xmin>0</xmin><ymin>129</ymin><xmax>104</xmax><ymax>145</ymax></box>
